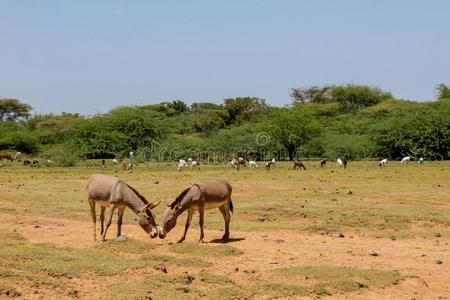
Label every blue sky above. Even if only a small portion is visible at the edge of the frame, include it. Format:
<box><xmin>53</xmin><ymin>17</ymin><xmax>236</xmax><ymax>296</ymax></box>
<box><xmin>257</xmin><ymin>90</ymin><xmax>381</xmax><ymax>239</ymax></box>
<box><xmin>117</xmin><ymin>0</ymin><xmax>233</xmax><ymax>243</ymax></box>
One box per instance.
<box><xmin>1</xmin><ymin>1</ymin><xmax>449</xmax><ymax>115</ymax></box>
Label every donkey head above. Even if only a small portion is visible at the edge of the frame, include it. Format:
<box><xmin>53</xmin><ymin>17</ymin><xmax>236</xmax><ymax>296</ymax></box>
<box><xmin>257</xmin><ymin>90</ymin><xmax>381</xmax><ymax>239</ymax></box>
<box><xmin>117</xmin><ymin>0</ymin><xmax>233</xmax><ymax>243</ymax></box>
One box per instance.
<box><xmin>138</xmin><ymin>201</ymin><xmax>161</xmax><ymax>238</ymax></box>
<box><xmin>159</xmin><ymin>202</ymin><xmax>181</xmax><ymax>239</ymax></box>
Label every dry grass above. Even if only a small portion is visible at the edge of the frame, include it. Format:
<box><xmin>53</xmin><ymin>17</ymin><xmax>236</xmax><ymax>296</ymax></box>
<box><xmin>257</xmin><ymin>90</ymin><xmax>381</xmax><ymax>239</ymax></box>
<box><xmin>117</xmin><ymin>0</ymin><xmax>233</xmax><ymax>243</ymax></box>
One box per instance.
<box><xmin>0</xmin><ymin>160</ymin><xmax>449</xmax><ymax>298</ymax></box>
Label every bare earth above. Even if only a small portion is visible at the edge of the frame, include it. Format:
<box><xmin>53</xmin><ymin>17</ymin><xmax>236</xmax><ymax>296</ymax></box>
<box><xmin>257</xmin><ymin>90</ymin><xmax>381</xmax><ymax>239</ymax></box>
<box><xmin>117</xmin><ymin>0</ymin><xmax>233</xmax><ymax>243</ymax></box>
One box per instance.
<box><xmin>0</xmin><ymin>210</ymin><xmax>449</xmax><ymax>299</ymax></box>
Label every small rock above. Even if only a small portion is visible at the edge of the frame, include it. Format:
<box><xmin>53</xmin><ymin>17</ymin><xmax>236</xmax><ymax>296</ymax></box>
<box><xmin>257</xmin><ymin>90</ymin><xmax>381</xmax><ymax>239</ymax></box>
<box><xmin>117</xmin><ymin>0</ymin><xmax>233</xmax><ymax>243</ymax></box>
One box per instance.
<box><xmin>434</xmin><ymin>232</ymin><xmax>442</xmax><ymax>238</ymax></box>
<box><xmin>115</xmin><ymin>235</ymin><xmax>128</xmax><ymax>242</ymax></box>
<box><xmin>34</xmin><ymin>225</ymin><xmax>41</xmax><ymax>228</ymax></box>
<box><xmin>369</xmin><ymin>251</ymin><xmax>379</xmax><ymax>256</ymax></box>
<box><xmin>154</xmin><ymin>181</ymin><xmax>159</xmax><ymax>184</ymax></box>
<box><xmin>155</xmin><ymin>264</ymin><xmax>167</xmax><ymax>273</ymax></box>
<box><xmin>184</xmin><ymin>274</ymin><xmax>195</xmax><ymax>284</ymax></box>
<box><xmin>435</xmin><ymin>260</ymin><xmax>443</xmax><ymax>265</ymax></box>
<box><xmin>347</xmin><ymin>190</ymin><xmax>353</xmax><ymax>195</ymax></box>
<box><xmin>234</xmin><ymin>267</ymin><xmax>239</xmax><ymax>272</ymax></box>
<box><xmin>338</xmin><ymin>233</ymin><xmax>345</xmax><ymax>238</ymax></box>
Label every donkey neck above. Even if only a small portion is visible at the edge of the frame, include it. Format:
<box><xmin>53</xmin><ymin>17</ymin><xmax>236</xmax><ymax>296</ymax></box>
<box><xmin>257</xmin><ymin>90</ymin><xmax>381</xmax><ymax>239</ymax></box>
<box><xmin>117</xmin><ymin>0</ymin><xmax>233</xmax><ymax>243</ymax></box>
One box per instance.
<box><xmin>123</xmin><ymin>186</ymin><xmax>147</xmax><ymax>214</ymax></box>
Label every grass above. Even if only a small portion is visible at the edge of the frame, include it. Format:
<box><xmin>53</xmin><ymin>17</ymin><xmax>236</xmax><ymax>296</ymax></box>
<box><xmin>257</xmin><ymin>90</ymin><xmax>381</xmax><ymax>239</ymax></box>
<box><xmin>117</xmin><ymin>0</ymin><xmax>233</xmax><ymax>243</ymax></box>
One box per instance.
<box><xmin>0</xmin><ymin>160</ymin><xmax>448</xmax><ymax>298</ymax></box>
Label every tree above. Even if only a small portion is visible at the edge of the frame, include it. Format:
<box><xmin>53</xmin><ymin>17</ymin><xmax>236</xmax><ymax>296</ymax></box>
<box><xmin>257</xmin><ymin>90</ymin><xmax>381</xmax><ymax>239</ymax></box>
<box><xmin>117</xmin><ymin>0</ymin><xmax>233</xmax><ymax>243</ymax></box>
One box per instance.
<box><xmin>265</xmin><ymin>109</ymin><xmax>320</xmax><ymax>160</ymax></box>
<box><xmin>330</xmin><ymin>85</ymin><xmax>392</xmax><ymax>112</ymax></box>
<box><xmin>169</xmin><ymin>100</ymin><xmax>190</xmax><ymax>114</ymax></box>
<box><xmin>436</xmin><ymin>83</ymin><xmax>450</xmax><ymax>99</ymax></box>
<box><xmin>290</xmin><ymin>86</ymin><xmax>333</xmax><ymax>105</ymax></box>
<box><xmin>0</xmin><ymin>98</ymin><xmax>32</xmax><ymax>121</ymax></box>
<box><xmin>223</xmin><ymin>97</ymin><xmax>268</xmax><ymax>125</ymax></box>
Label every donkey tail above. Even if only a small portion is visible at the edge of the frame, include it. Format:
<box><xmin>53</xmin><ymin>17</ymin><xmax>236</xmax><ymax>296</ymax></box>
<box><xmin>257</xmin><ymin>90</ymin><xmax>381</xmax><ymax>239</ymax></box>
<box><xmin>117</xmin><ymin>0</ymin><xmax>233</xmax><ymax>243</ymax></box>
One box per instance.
<box><xmin>229</xmin><ymin>197</ymin><xmax>234</xmax><ymax>213</ymax></box>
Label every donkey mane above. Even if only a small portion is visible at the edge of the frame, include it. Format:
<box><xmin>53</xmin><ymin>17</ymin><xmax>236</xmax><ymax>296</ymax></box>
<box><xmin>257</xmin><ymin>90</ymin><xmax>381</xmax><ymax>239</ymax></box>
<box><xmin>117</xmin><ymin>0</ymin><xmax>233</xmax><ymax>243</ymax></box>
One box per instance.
<box><xmin>125</xmin><ymin>183</ymin><xmax>149</xmax><ymax>204</ymax></box>
<box><xmin>170</xmin><ymin>186</ymin><xmax>191</xmax><ymax>209</ymax></box>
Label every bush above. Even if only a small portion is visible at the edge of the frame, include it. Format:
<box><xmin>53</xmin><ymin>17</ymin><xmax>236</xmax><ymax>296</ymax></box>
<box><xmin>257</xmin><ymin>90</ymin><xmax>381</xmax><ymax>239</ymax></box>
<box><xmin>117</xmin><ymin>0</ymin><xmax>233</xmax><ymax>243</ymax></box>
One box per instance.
<box><xmin>0</xmin><ymin>131</ymin><xmax>39</xmax><ymax>153</ymax></box>
<box><xmin>331</xmin><ymin>85</ymin><xmax>392</xmax><ymax>112</ymax></box>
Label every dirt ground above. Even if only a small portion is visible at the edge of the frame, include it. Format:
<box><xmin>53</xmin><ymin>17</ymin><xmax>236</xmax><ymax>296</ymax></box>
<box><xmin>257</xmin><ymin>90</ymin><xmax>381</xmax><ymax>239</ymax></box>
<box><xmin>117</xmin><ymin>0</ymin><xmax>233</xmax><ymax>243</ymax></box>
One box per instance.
<box><xmin>0</xmin><ymin>210</ymin><xmax>449</xmax><ymax>299</ymax></box>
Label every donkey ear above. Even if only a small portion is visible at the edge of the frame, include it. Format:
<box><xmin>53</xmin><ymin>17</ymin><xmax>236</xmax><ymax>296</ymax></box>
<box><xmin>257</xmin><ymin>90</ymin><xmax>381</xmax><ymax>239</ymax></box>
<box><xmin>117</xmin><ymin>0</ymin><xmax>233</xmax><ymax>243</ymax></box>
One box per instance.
<box><xmin>148</xmin><ymin>201</ymin><xmax>161</xmax><ymax>209</ymax></box>
<box><xmin>175</xmin><ymin>202</ymin><xmax>182</xmax><ymax>210</ymax></box>
<box><xmin>140</xmin><ymin>203</ymin><xmax>150</xmax><ymax>213</ymax></box>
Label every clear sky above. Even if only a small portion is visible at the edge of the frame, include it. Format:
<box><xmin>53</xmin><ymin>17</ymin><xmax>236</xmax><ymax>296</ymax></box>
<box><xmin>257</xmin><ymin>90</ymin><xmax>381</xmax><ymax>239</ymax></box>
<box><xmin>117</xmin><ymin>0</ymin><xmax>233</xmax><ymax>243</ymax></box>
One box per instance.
<box><xmin>1</xmin><ymin>0</ymin><xmax>449</xmax><ymax>115</ymax></box>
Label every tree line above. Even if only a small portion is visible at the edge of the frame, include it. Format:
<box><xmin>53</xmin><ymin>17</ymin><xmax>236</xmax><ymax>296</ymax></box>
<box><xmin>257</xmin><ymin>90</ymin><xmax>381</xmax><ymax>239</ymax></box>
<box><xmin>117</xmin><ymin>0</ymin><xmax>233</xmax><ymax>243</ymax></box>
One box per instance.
<box><xmin>1</xmin><ymin>83</ymin><xmax>449</xmax><ymax>164</ymax></box>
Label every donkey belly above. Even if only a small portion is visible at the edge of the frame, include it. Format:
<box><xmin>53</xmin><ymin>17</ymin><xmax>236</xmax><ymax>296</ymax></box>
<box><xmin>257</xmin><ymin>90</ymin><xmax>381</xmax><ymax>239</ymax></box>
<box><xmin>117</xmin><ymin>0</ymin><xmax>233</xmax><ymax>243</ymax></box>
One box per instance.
<box><xmin>204</xmin><ymin>197</ymin><xmax>228</xmax><ymax>210</ymax></box>
<box><xmin>94</xmin><ymin>199</ymin><xmax>126</xmax><ymax>209</ymax></box>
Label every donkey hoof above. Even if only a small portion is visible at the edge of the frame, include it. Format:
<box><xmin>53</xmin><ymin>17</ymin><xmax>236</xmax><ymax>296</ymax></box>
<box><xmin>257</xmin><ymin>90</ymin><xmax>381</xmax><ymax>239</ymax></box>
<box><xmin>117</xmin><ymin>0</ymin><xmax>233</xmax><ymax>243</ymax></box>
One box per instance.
<box><xmin>222</xmin><ymin>235</ymin><xmax>229</xmax><ymax>241</ymax></box>
<box><xmin>177</xmin><ymin>239</ymin><xmax>185</xmax><ymax>244</ymax></box>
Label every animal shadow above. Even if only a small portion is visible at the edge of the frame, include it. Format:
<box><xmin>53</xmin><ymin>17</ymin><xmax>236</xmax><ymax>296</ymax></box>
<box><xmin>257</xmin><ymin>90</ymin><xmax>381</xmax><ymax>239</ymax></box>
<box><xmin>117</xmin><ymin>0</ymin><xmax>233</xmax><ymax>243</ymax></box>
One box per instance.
<box><xmin>208</xmin><ymin>237</ymin><xmax>246</xmax><ymax>244</ymax></box>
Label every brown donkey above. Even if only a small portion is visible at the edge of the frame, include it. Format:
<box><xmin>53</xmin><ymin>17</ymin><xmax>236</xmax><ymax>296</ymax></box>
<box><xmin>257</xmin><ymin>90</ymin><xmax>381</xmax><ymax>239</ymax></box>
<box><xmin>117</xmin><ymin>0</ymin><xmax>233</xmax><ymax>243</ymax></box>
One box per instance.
<box><xmin>87</xmin><ymin>174</ymin><xmax>160</xmax><ymax>241</ymax></box>
<box><xmin>159</xmin><ymin>178</ymin><xmax>233</xmax><ymax>243</ymax></box>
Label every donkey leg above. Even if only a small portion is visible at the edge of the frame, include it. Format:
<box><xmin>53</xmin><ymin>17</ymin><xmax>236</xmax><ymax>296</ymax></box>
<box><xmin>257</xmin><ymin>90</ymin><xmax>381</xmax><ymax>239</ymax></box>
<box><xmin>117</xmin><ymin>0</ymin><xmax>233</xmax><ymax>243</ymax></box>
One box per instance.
<box><xmin>99</xmin><ymin>206</ymin><xmax>105</xmax><ymax>235</ymax></box>
<box><xmin>178</xmin><ymin>209</ymin><xmax>193</xmax><ymax>243</ymax></box>
<box><xmin>89</xmin><ymin>199</ymin><xmax>96</xmax><ymax>241</ymax></box>
<box><xmin>219</xmin><ymin>206</ymin><xmax>231</xmax><ymax>240</ymax></box>
<box><xmin>117</xmin><ymin>207</ymin><xmax>125</xmax><ymax>237</ymax></box>
<box><xmin>198</xmin><ymin>205</ymin><xmax>205</xmax><ymax>243</ymax></box>
<box><xmin>101</xmin><ymin>204</ymin><xmax>117</xmax><ymax>242</ymax></box>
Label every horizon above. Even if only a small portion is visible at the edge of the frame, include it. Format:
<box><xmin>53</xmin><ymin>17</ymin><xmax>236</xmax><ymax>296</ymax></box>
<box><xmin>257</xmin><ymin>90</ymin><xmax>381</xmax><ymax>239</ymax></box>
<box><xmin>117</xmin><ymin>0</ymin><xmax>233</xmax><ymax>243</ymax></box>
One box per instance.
<box><xmin>1</xmin><ymin>1</ymin><xmax>449</xmax><ymax>115</ymax></box>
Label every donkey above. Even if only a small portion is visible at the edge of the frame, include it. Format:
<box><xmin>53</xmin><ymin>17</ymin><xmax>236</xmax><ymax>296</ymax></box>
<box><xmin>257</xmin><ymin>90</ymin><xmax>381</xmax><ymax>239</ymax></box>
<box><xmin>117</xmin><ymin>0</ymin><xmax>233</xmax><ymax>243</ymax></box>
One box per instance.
<box><xmin>159</xmin><ymin>178</ymin><xmax>233</xmax><ymax>243</ymax></box>
<box><xmin>87</xmin><ymin>174</ymin><xmax>160</xmax><ymax>241</ymax></box>
<box><xmin>320</xmin><ymin>159</ymin><xmax>327</xmax><ymax>168</ymax></box>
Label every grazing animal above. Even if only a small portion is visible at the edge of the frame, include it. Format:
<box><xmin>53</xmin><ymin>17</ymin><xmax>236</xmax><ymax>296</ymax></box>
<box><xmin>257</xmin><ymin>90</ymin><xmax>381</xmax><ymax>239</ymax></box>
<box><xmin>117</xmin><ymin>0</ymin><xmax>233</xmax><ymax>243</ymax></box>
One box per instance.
<box><xmin>231</xmin><ymin>158</ymin><xmax>246</xmax><ymax>170</ymax></box>
<box><xmin>0</xmin><ymin>153</ymin><xmax>13</xmax><ymax>161</ymax></box>
<box><xmin>342</xmin><ymin>159</ymin><xmax>348</xmax><ymax>169</ymax></box>
<box><xmin>122</xmin><ymin>160</ymin><xmax>131</xmax><ymax>171</ymax></box>
<box><xmin>112</xmin><ymin>159</ymin><xmax>119</xmax><ymax>165</ymax></box>
<box><xmin>87</xmin><ymin>174</ymin><xmax>160</xmax><ymax>241</ymax></box>
<box><xmin>47</xmin><ymin>159</ymin><xmax>53</xmax><ymax>164</ymax></box>
<box><xmin>418</xmin><ymin>157</ymin><xmax>424</xmax><ymax>165</ymax></box>
<box><xmin>102</xmin><ymin>159</ymin><xmax>105</xmax><ymax>165</ymax></box>
<box><xmin>401</xmin><ymin>156</ymin><xmax>411</xmax><ymax>164</ymax></box>
<box><xmin>320</xmin><ymin>159</ymin><xmax>327</xmax><ymax>168</ymax></box>
<box><xmin>129</xmin><ymin>151</ymin><xmax>134</xmax><ymax>159</ymax></box>
<box><xmin>265</xmin><ymin>161</ymin><xmax>274</xmax><ymax>170</ymax></box>
<box><xmin>14</xmin><ymin>152</ymin><xmax>22</xmax><ymax>161</ymax></box>
<box><xmin>188</xmin><ymin>158</ymin><xmax>193</xmax><ymax>164</ymax></box>
<box><xmin>32</xmin><ymin>160</ymin><xmax>39</xmax><ymax>165</ymax></box>
<box><xmin>379</xmin><ymin>158</ymin><xmax>388</xmax><ymax>167</ymax></box>
<box><xmin>337</xmin><ymin>158</ymin><xmax>348</xmax><ymax>169</ymax></box>
<box><xmin>159</xmin><ymin>178</ymin><xmax>233</xmax><ymax>243</ymax></box>
<box><xmin>249</xmin><ymin>160</ymin><xmax>257</xmax><ymax>168</ymax></box>
<box><xmin>230</xmin><ymin>159</ymin><xmax>237</xmax><ymax>168</ymax></box>
<box><xmin>293</xmin><ymin>159</ymin><xmax>306</xmax><ymax>170</ymax></box>
<box><xmin>191</xmin><ymin>160</ymin><xmax>200</xmax><ymax>171</ymax></box>
<box><xmin>178</xmin><ymin>159</ymin><xmax>187</xmax><ymax>171</ymax></box>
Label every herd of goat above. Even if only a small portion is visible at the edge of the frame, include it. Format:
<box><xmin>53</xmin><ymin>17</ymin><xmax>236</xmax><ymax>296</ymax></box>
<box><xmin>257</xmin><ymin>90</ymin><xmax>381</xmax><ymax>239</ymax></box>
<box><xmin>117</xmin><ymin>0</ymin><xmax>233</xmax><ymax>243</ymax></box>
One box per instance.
<box><xmin>0</xmin><ymin>150</ymin><xmax>425</xmax><ymax>170</ymax></box>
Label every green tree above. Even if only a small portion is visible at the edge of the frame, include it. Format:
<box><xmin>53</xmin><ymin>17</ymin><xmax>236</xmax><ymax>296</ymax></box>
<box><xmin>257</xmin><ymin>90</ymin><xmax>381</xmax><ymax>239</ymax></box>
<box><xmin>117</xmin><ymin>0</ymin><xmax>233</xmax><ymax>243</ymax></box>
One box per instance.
<box><xmin>223</xmin><ymin>97</ymin><xmax>268</xmax><ymax>125</ymax></box>
<box><xmin>169</xmin><ymin>100</ymin><xmax>190</xmax><ymax>114</ymax></box>
<box><xmin>435</xmin><ymin>83</ymin><xmax>450</xmax><ymax>99</ymax></box>
<box><xmin>291</xmin><ymin>85</ymin><xmax>333</xmax><ymax>105</ymax></box>
<box><xmin>331</xmin><ymin>85</ymin><xmax>392</xmax><ymax>112</ymax></box>
<box><xmin>265</xmin><ymin>108</ymin><xmax>320</xmax><ymax>160</ymax></box>
<box><xmin>0</xmin><ymin>98</ymin><xmax>32</xmax><ymax>121</ymax></box>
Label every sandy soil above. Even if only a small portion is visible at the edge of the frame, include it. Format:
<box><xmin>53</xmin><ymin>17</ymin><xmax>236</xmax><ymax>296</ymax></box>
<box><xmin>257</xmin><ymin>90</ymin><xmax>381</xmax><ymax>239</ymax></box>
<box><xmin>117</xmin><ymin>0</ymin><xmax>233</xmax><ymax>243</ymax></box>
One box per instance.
<box><xmin>1</xmin><ymin>211</ymin><xmax>449</xmax><ymax>300</ymax></box>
